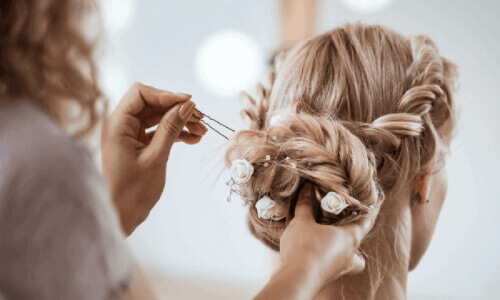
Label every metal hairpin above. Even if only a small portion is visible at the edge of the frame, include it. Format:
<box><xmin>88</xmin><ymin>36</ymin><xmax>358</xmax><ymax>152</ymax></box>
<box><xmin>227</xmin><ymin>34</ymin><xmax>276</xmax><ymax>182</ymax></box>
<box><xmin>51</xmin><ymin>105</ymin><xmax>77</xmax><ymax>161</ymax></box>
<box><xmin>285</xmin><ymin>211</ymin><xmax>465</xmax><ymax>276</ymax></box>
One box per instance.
<box><xmin>194</xmin><ymin>108</ymin><xmax>235</xmax><ymax>140</ymax></box>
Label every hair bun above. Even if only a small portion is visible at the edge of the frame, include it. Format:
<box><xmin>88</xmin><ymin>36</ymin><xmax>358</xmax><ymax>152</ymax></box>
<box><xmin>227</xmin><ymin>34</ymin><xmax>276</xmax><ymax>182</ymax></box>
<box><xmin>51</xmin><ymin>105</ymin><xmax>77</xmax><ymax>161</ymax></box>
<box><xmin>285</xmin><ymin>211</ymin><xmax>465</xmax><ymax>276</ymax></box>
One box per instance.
<box><xmin>225</xmin><ymin>112</ymin><xmax>382</xmax><ymax>250</ymax></box>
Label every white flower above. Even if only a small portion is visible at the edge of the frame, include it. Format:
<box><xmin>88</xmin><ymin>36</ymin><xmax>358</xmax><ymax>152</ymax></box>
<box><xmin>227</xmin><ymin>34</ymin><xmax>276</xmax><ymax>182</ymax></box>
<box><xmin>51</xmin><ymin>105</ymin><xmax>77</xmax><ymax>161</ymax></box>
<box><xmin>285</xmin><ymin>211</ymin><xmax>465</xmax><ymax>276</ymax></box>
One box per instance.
<box><xmin>321</xmin><ymin>191</ymin><xmax>349</xmax><ymax>215</ymax></box>
<box><xmin>269</xmin><ymin>114</ymin><xmax>283</xmax><ymax>126</ymax></box>
<box><xmin>230</xmin><ymin>159</ymin><xmax>254</xmax><ymax>183</ymax></box>
<box><xmin>255</xmin><ymin>196</ymin><xmax>287</xmax><ymax>221</ymax></box>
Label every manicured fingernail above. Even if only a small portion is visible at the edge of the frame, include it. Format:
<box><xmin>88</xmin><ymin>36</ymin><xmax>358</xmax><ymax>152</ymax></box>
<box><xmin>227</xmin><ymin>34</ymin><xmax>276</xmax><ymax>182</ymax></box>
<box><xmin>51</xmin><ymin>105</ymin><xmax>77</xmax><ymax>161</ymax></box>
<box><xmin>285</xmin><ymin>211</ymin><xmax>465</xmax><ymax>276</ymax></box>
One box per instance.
<box><xmin>177</xmin><ymin>93</ymin><xmax>192</xmax><ymax>98</ymax></box>
<box><xmin>193</xmin><ymin>108</ymin><xmax>204</xmax><ymax>119</ymax></box>
<box><xmin>179</xmin><ymin>101</ymin><xmax>196</xmax><ymax>120</ymax></box>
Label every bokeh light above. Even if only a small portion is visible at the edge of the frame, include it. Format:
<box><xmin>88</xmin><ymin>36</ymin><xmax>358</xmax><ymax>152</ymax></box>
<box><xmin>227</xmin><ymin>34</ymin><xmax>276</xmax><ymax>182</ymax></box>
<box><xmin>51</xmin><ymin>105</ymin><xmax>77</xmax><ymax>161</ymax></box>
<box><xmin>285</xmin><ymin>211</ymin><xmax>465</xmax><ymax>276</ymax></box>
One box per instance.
<box><xmin>100</xmin><ymin>57</ymin><xmax>132</xmax><ymax>109</ymax></box>
<box><xmin>100</xmin><ymin>0</ymin><xmax>136</xmax><ymax>35</ymax></box>
<box><xmin>340</xmin><ymin>0</ymin><xmax>394</xmax><ymax>13</ymax></box>
<box><xmin>194</xmin><ymin>29</ymin><xmax>264</xmax><ymax>97</ymax></box>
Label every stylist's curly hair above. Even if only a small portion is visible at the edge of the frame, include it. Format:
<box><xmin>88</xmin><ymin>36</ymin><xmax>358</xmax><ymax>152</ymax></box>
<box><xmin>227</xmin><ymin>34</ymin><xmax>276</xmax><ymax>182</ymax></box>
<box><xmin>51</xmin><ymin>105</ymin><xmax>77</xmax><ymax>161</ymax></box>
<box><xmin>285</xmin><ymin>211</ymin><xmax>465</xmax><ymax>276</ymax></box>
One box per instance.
<box><xmin>0</xmin><ymin>0</ymin><xmax>105</xmax><ymax>137</ymax></box>
<box><xmin>226</xmin><ymin>23</ymin><xmax>458</xmax><ymax>299</ymax></box>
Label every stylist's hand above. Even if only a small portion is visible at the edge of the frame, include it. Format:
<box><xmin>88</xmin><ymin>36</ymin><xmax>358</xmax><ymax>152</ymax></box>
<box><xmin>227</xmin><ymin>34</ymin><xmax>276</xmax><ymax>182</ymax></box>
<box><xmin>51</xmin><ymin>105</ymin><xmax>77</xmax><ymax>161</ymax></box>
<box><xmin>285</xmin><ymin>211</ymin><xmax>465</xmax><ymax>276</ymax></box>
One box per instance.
<box><xmin>255</xmin><ymin>184</ymin><xmax>379</xmax><ymax>300</ymax></box>
<box><xmin>101</xmin><ymin>83</ymin><xmax>207</xmax><ymax>236</ymax></box>
<box><xmin>282</xmin><ymin>183</ymin><xmax>378</xmax><ymax>284</ymax></box>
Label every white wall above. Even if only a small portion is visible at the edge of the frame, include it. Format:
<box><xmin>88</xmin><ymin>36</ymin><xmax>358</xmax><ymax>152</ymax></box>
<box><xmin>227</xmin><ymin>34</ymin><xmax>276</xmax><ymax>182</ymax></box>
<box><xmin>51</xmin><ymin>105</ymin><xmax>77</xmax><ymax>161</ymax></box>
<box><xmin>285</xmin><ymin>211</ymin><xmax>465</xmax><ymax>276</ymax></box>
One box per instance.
<box><xmin>100</xmin><ymin>0</ymin><xmax>500</xmax><ymax>298</ymax></box>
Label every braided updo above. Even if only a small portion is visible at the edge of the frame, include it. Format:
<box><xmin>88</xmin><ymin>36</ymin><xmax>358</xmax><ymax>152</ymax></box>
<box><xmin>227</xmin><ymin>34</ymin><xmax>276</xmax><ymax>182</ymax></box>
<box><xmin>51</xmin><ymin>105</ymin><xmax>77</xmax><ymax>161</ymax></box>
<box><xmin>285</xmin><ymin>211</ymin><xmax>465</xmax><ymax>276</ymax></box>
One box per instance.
<box><xmin>225</xmin><ymin>23</ymin><xmax>458</xmax><ymax>298</ymax></box>
<box><xmin>226</xmin><ymin>113</ymin><xmax>381</xmax><ymax>248</ymax></box>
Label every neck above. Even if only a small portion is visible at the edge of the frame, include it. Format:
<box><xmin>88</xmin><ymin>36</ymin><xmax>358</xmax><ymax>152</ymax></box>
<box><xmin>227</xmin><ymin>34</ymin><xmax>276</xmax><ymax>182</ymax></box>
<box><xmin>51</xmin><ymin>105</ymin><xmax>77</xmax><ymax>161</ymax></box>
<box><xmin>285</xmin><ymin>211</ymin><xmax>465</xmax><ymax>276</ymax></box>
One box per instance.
<box><xmin>316</xmin><ymin>191</ymin><xmax>413</xmax><ymax>300</ymax></box>
<box><xmin>315</xmin><ymin>265</ymin><xmax>408</xmax><ymax>300</ymax></box>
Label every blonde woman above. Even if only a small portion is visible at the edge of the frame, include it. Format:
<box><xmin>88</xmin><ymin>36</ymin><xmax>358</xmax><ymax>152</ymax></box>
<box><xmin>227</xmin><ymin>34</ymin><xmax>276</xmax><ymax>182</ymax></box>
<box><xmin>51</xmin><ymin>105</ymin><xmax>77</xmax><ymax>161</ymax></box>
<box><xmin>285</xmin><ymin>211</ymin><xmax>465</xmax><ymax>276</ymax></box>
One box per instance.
<box><xmin>0</xmin><ymin>1</ymin><xmax>373</xmax><ymax>299</ymax></box>
<box><xmin>227</xmin><ymin>23</ymin><xmax>458</xmax><ymax>299</ymax></box>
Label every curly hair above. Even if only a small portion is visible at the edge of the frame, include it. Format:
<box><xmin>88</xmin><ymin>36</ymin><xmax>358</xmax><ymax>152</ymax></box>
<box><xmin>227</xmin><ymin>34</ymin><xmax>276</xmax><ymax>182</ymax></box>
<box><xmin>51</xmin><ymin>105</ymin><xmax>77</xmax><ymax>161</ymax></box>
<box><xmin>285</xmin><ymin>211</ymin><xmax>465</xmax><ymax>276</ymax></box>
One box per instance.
<box><xmin>0</xmin><ymin>0</ymin><xmax>105</xmax><ymax>137</ymax></box>
<box><xmin>226</xmin><ymin>23</ymin><xmax>458</xmax><ymax>299</ymax></box>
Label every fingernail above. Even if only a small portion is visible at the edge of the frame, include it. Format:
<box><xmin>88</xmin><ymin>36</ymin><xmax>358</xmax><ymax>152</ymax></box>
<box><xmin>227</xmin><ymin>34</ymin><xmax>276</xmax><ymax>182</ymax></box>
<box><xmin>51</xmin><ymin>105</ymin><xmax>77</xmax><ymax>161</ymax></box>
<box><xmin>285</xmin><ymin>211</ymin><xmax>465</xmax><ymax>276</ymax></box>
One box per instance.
<box><xmin>193</xmin><ymin>108</ymin><xmax>204</xmax><ymax>119</ymax></box>
<box><xmin>299</xmin><ymin>184</ymin><xmax>310</xmax><ymax>198</ymax></box>
<box><xmin>177</xmin><ymin>93</ymin><xmax>192</xmax><ymax>98</ymax></box>
<box><xmin>179</xmin><ymin>101</ymin><xmax>196</xmax><ymax>120</ymax></box>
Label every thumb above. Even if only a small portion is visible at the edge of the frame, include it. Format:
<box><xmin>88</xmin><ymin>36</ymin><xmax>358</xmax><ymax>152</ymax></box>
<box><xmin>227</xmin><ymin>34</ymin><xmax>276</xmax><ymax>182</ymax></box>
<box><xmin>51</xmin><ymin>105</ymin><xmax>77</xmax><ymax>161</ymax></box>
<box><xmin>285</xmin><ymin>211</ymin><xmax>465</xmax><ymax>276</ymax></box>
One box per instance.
<box><xmin>345</xmin><ymin>253</ymin><xmax>366</xmax><ymax>275</ymax></box>
<box><xmin>293</xmin><ymin>184</ymin><xmax>316</xmax><ymax>221</ymax></box>
<box><xmin>142</xmin><ymin>101</ymin><xmax>196</xmax><ymax>164</ymax></box>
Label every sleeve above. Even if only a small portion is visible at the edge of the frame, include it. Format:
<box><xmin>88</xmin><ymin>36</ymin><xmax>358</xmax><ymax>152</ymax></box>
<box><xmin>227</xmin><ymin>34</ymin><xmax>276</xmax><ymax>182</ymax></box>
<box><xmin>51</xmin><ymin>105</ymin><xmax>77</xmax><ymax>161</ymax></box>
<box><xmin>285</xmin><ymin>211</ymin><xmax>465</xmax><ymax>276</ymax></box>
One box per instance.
<box><xmin>0</xmin><ymin>141</ymin><xmax>135</xmax><ymax>300</ymax></box>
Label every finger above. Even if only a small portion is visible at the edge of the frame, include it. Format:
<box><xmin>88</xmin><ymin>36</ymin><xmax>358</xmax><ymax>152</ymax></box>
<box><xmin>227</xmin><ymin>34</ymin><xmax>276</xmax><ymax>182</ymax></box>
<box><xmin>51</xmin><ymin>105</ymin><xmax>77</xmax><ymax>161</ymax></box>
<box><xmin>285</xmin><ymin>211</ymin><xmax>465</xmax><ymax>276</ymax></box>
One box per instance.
<box><xmin>140</xmin><ymin>101</ymin><xmax>196</xmax><ymax>164</ymax></box>
<box><xmin>148</xmin><ymin>129</ymin><xmax>204</xmax><ymax>145</ymax></box>
<box><xmin>138</xmin><ymin>111</ymin><xmax>203</xmax><ymax>129</ymax></box>
<box><xmin>146</xmin><ymin>130</ymin><xmax>155</xmax><ymax>141</ymax></box>
<box><xmin>193</xmin><ymin>108</ymin><xmax>204</xmax><ymax>119</ymax></box>
<box><xmin>189</xmin><ymin>114</ymin><xmax>202</xmax><ymax>122</ymax></box>
<box><xmin>177</xmin><ymin>131</ymin><xmax>203</xmax><ymax>145</ymax></box>
<box><xmin>293</xmin><ymin>184</ymin><xmax>315</xmax><ymax>221</ymax></box>
<box><xmin>278</xmin><ymin>227</ymin><xmax>286</xmax><ymax>239</ymax></box>
<box><xmin>345</xmin><ymin>203</ymin><xmax>381</xmax><ymax>243</ymax></box>
<box><xmin>186</xmin><ymin>121</ymin><xmax>208</xmax><ymax>136</ymax></box>
<box><xmin>141</xmin><ymin>114</ymin><xmax>164</xmax><ymax>128</ymax></box>
<box><xmin>118</xmin><ymin>82</ymin><xmax>192</xmax><ymax>115</ymax></box>
<box><xmin>345</xmin><ymin>253</ymin><xmax>365</xmax><ymax>275</ymax></box>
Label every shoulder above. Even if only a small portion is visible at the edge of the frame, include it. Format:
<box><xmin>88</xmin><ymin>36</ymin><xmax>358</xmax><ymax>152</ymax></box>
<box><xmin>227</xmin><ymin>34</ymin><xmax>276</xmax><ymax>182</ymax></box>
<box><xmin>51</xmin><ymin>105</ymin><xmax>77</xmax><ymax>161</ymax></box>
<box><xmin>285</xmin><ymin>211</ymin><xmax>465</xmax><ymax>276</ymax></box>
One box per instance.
<box><xmin>0</xmin><ymin>99</ymin><xmax>103</xmax><ymax>224</ymax></box>
<box><xmin>0</xmin><ymin>99</ymin><xmax>93</xmax><ymax>182</ymax></box>
<box><xmin>0</xmin><ymin>100</ymin><xmax>134</xmax><ymax>298</ymax></box>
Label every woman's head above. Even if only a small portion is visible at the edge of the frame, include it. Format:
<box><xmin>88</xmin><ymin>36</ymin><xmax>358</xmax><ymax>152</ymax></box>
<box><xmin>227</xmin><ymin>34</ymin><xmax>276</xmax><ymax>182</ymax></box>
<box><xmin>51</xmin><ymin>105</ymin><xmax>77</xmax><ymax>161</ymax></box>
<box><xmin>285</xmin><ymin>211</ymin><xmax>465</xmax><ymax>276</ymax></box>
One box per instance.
<box><xmin>0</xmin><ymin>0</ymin><xmax>104</xmax><ymax>137</ymax></box>
<box><xmin>226</xmin><ymin>23</ymin><xmax>458</xmax><ymax>297</ymax></box>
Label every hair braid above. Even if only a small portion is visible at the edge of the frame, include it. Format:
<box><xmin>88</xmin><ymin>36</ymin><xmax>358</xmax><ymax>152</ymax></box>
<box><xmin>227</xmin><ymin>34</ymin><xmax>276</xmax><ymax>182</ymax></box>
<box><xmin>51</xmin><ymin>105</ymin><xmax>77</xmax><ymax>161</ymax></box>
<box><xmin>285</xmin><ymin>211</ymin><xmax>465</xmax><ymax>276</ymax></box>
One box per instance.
<box><xmin>239</xmin><ymin>72</ymin><xmax>276</xmax><ymax>130</ymax></box>
<box><xmin>226</xmin><ymin>113</ymin><xmax>382</xmax><ymax>249</ymax></box>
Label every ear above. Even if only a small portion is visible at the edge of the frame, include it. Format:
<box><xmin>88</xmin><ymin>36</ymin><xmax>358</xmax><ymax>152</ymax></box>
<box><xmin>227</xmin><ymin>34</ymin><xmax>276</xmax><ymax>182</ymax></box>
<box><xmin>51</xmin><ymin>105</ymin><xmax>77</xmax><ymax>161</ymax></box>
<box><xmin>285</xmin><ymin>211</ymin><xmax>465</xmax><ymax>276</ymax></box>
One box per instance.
<box><xmin>413</xmin><ymin>171</ymin><xmax>431</xmax><ymax>205</ymax></box>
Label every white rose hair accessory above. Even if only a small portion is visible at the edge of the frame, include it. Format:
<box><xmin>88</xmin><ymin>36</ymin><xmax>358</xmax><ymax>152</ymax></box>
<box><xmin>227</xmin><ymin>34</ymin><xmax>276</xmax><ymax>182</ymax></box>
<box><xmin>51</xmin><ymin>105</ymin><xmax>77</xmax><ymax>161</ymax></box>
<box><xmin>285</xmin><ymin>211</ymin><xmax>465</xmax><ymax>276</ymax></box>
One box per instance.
<box><xmin>255</xmin><ymin>196</ymin><xmax>287</xmax><ymax>221</ymax></box>
<box><xmin>230</xmin><ymin>159</ymin><xmax>254</xmax><ymax>183</ymax></box>
<box><xmin>321</xmin><ymin>191</ymin><xmax>349</xmax><ymax>215</ymax></box>
<box><xmin>226</xmin><ymin>154</ymin><xmax>299</xmax><ymax>204</ymax></box>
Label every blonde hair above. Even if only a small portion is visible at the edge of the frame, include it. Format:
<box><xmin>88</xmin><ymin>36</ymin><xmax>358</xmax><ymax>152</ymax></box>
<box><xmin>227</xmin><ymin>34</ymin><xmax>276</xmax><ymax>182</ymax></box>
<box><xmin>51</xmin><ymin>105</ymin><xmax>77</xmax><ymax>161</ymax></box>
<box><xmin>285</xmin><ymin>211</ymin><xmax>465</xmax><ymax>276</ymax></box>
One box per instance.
<box><xmin>0</xmin><ymin>0</ymin><xmax>105</xmax><ymax>137</ymax></box>
<box><xmin>226</xmin><ymin>23</ymin><xmax>458</xmax><ymax>298</ymax></box>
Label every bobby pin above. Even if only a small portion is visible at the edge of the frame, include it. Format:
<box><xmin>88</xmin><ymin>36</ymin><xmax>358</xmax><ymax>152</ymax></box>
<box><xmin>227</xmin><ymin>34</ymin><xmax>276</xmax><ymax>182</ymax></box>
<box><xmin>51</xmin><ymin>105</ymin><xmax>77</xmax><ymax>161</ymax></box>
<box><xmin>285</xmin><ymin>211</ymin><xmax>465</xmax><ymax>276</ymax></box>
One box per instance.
<box><xmin>194</xmin><ymin>108</ymin><xmax>235</xmax><ymax>140</ymax></box>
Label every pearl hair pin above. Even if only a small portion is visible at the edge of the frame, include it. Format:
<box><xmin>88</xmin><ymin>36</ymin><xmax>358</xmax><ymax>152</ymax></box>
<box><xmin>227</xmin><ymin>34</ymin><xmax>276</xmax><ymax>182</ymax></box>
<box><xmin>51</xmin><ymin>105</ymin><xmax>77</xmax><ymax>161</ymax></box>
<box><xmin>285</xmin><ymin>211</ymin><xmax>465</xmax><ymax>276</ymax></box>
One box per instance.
<box><xmin>264</xmin><ymin>154</ymin><xmax>271</xmax><ymax>167</ymax></box>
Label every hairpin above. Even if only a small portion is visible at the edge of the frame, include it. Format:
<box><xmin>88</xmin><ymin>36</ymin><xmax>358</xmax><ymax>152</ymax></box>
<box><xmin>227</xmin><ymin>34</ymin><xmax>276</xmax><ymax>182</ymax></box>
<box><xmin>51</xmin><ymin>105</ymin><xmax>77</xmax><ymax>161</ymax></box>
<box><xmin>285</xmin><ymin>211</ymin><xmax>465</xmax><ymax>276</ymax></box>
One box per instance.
<box><xmin>194</xmin><ymin>108</ymin><xmax>235</xmax><ymax>140</ymax></box>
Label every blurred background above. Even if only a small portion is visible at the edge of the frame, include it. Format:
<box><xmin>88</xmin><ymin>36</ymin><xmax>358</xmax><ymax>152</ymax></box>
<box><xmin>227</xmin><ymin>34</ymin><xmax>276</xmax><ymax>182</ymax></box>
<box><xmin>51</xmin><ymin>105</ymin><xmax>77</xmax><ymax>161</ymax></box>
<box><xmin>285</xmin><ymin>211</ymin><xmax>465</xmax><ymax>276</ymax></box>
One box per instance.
<box><xmin>97</xmin><ymin>0</ymin><xmax>500</xmax><ymax>299</ymax></box>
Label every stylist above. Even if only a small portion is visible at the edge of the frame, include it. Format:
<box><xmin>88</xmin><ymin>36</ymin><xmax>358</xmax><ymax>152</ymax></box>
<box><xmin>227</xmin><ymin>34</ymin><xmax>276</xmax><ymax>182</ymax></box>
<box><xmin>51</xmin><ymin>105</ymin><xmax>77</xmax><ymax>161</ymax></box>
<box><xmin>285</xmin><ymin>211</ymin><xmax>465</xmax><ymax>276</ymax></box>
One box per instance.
<box><xmin>0</xmin><ymin>1</ymin><xmax>374</xmax><ymax>299</ymax></box>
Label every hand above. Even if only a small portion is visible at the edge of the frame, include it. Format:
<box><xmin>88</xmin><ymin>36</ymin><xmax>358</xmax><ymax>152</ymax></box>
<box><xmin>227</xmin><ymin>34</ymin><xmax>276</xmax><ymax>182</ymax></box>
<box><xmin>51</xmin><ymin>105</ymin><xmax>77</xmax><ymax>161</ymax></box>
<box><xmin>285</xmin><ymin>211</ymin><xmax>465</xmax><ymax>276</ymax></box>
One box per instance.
<box><xmin>101</xmin><ymin>83</ymin><xmax>207</xmax><ymax>236</ymax></box>
<box><xmin>280</xmin><ymin>184</ymin><xmax>379</xmax><ymax>292</ymax></box>
<box><xmin>255</xmin><ymin>184</ymin><xmax>379</xmax><ymax>300</ymax></box>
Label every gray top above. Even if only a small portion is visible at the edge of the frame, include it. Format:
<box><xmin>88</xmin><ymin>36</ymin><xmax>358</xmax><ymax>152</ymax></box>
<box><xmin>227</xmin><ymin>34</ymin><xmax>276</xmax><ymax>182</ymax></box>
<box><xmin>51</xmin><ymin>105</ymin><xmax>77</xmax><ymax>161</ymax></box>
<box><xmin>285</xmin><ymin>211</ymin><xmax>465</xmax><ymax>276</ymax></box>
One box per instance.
<box><xmin>0</xmin><ymin>100</ymin><xmax>134</xmax><ymax>299</ymax></box>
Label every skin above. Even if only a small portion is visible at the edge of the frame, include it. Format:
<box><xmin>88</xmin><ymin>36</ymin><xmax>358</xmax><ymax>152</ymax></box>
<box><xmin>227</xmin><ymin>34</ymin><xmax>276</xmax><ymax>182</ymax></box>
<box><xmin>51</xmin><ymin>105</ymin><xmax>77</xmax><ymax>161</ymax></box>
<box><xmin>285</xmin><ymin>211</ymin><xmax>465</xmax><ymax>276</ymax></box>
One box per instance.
<box><xmin>410</xmin><ymin>166</ymin><xmax>448</xmax><ymax>270</ymax></box>
<box><xmin>316</xmin><ymin>166</ymin><xmax>449</xmax><ymax>299</ymax></box>
<box><xmin>101</xmin><ymin>82</ymin><xmax>207</xmax><ymax>236</ymax></box>
<box><xmin>103</xmin><ymin>84</ymin><xmax>382</xmax><ymax>299</ymax></box>
<box><xmin>254</xmin><ymin>184</ymin><xmax>380</xmax><ymax>300</ymax></box>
